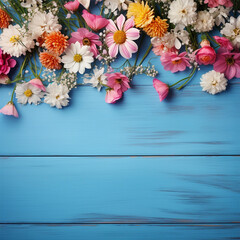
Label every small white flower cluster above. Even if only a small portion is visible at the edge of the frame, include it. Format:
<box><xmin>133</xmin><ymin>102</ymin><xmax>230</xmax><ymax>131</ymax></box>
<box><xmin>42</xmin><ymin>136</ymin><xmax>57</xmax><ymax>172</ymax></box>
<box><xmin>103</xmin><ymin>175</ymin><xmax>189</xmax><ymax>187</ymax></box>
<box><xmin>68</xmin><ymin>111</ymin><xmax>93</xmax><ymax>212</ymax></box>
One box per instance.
<box><xmin>120</xmin><ymin>65</ymin><xmax>158</xmax><ymax>80</ymax></box>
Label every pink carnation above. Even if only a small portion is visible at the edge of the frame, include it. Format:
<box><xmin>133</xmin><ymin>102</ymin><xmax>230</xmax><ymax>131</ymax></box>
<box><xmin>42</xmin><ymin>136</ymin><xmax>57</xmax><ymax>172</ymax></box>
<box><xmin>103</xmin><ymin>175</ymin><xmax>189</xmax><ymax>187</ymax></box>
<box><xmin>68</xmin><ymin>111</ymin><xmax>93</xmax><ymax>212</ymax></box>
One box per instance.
<box><xmin>214</xmin><ymin>51</ymin><xmax>240</xmax><ymax>80</ymax></box>
<box><xmin>213</xmin><ymin>36</ymin><xmax>233</xmax><ymax>51</ymax></box>
<box><xmin>105</xmin><ymin>89</ymin><xmax>122</xmax><ymax>104</ymax></box>
<box><xmin>204</xmin><ymin>0</ymin><xmax>233</xmax><ymax>7</ymax></box>
<box><xmin>106</xmin><ymin>72</ymin><xmax>130</xmax><ymax>94</ymax></box>
<box><xmin>0</xmin><ymin>48</ymin><xmax>16</xmax><ymax>75</ymax></box>
<box><xmin>82</xmin><ymin>10</ymin><xmax>109</xmax><ymax>32</ymax></box>
<box><xmin>64</xmin><ymin>0</ymin><xmax>80</xmax><ymax>12</ymax></box>
<box><xmin>69</xmin><ymin>28</ymin><xmax>102</xmax><ymax>57</ymax></box>
<box><xmin>161</xmin><ymin>52</ymin><xmax>190</xmax><ymax>73</ymax></box>
<box><xmin>153</xmin><ymin>79</ymin><xmax>169</xmax><ymax>102</ymax></box>
<box><xmin>0</xmin><ymin>102</ymin><xmax>19</xmax><ymax>118</ymax></box>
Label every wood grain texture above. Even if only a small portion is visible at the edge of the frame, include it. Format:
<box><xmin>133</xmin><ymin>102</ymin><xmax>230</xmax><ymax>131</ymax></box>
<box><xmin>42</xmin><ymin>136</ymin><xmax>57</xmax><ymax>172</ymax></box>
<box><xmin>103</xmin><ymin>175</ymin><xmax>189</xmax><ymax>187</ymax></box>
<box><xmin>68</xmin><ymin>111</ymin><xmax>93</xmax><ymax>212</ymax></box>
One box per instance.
<box><xmin>1</xmin><ymin>156</ymin><xmax>239</xmax><ymax>223</ymax></box>
<box><xmin>1</xmin><ymin>224</ymin><xmax>240</xmax><ymax>240</ymax></box>
<box><xmin>0</xmin><ymin>81</ymin><xmax>240</xmax><ymax>155</ymax></box>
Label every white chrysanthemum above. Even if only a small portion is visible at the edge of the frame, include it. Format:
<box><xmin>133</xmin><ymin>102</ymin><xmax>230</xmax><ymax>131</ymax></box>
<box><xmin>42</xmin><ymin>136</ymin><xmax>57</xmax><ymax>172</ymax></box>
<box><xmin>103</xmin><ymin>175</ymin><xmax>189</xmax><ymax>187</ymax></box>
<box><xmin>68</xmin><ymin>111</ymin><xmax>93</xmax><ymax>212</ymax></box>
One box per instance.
<box><xmin>61</xmin><ymin>42</ymin><xmax>94</xmax><ymax>74</ymax></box>
<box><xmin>83</xmin><ymin>67</ymin><xmax>107</xmax><ymax>91</ymax></box>
<box><xmin>168</xmin><ymin>0</ymin><xmax>197</xmax><ymax>26</ymax></box>
<box><xmin>44</xmin><ymin>83</ymin><xmax>70</xmax><ymax>109</ymax></box>
<box><xmin>221</xmin><ymin>16</ymin><xmax>240</xmax><ymax>48</ymax></box>
<box><xmin>194</xmin><ymin>11</ymin><xmax>214</xmax><ymax>33</ymax></box>
<box><xmin>28</xmin><ymin>11</ymin><xmax>61</xmax><ymax>39</ymax></box>
<box><xmin>15</xmin><ymin>82</ymin><xmax>44</xmax><ymax>105</ymax></box>
<box><xmin>200</xmin><ymin>70</ymin><xmax>227</xmax><ymax>95</ymax></box>
<box><xmin>208</xmin><ymin>6</ymin><xmax>231</xmax><ymax>26</ymax></box>
<box><xmin>0</xmin><ymin>24</ymin><xmax>35</xmax><ymax>57</ymax></box>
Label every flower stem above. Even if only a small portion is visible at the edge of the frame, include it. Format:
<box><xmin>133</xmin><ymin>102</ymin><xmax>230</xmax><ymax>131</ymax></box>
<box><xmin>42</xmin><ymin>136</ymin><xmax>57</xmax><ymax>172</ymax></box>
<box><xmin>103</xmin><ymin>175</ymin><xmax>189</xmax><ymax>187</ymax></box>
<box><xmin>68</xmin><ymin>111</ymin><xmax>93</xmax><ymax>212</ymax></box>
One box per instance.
<box><xmin>138</xmin><ymin>43</ymin><xmax>152</xmax><ymax>66</ymax></box>
<box><xmin>177</xmin><ymin>66</ymin><xmax>197</xmax><ymax>90</ymax></box>
<box><xmin>10</xmin><ymin>84</ymin><xmax>17</xmax><ymax>103</ymax></box>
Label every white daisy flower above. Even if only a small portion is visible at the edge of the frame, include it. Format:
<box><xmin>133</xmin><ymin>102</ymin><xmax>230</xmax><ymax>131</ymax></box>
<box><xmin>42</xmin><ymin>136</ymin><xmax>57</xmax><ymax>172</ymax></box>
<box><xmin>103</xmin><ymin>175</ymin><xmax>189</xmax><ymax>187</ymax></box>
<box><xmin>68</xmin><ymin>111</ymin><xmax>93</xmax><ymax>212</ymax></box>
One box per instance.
<box><xmin>0</xmin><ymin>24</ymin><xmax>35</xmax><ymax>57</ymax></box>
<box><xmin>83</xmin><ymin>67</ymin><xmax>107</xmax><ymax>91</ymax></box>
<box><xmin>28</xmin><ymin>11</ymin><xmax>62</xmax><ymax>39</ymax></box>
<box><xmin>221</xmin><ymin>16</ymin><xmax>240</xmax><ymax>48</ymax></box>
<box><xmin>200</xmin><ymin>70</ymin><xmax>228</xmax><ymax>95</ymax></box>
<box><xmin>194</xmin><ymin>11</ymin><xmax>215</xmax><ymax>33</ymax></box>
<box><xmin>61</xmin><ymin>42</ymin><xmax>94</xmax><ymax>74</ymax></box>
<box><xmin>44</xmin><ymin>82</ymin><xmax>70</xmax><ymax>109</ymax></box>
<box><xmin>15</xmin><ymin>82</ymin><xmax>44</xmax><ymax>105</ymax></box>
<box><xmin>168</xmin><ymin>0</ymin><xmax>197</xmax><ymax>26</ymax></box>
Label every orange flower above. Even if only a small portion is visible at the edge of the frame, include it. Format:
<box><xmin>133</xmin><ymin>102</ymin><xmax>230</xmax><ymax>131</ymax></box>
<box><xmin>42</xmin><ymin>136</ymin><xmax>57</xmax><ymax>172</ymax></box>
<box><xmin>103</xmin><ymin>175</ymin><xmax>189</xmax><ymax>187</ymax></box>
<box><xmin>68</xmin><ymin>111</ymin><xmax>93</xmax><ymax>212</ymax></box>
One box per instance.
<box><xmin>39</xmin><ymin>51</ymin><xmax>62</xmax><ymax>70</ymax></box>
<box><xmin>143</xmin><ymin>17</ymin><xmax>168</xmax><ymax>38</ymax></box>
<box><xmin>44</xmin><ymin>31</ymin><xmax>68</xmax><ymax>56</ymax></box>
<box><xmin>0</xmin><ymin>8</ymin><xmax>11</xmax><ymax>29</ymax></box>
<box><xmin>37</xmin><ymin>32</ymin><xmax>48</xmax><ymax>48</ymax></box>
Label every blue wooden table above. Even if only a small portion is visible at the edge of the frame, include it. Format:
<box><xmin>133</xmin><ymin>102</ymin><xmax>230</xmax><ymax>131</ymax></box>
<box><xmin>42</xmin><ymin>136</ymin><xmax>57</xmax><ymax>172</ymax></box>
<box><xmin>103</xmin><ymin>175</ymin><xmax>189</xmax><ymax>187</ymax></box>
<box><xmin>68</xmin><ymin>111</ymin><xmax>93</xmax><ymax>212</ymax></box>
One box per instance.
<box><xmin>0</xmin><ymin>38</ymin><xmax>240</xmax><ymax>239</ymax></box>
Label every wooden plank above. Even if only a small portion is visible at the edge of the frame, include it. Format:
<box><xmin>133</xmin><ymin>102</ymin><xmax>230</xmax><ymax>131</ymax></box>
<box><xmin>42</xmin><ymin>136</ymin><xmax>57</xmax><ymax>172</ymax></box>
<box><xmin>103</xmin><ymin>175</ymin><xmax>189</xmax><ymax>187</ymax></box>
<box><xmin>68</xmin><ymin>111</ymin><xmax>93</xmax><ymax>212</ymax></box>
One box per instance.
<box><xmin>1</xmin><ymin>156</ymin><xmax>240</xmax><ymax>223</ymax></box>
<box><xmin>0</xmin><ymin>80</ymin><xmax>240</xmax><ymax>155</ymax></box>
<box><xmin>1</xmin><ymin>224</ymin><xmax>240</xmax><ymax>240</ymax></box>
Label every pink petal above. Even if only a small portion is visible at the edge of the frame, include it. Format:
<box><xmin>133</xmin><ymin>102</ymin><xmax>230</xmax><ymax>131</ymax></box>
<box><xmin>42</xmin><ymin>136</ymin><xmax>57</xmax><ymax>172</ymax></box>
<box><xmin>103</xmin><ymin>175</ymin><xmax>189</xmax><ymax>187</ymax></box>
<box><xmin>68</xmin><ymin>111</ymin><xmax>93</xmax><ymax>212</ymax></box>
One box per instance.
<box><xmin>109</xmin><ymin>43</ymin><xmax>119</xmax><ymax>58</ymax></box>
<box><xmin>126</xmin><ymin>28</ymin><xmax>140</xmax><ymax>40</ymax></box>
<box><xmin>119</xmin><ymin>44</ymin><xmax>131</xmax><ymax>59</ymax></box>
<box><xmin>225</xmin><ymin>65</ymin><xmax>236</xmax><ymax>80</ymax></box>
<box><xmin>0</xmin><ymin>103</ymin><xmax>19</xmax><ymax>118</ymax></box>
<box><xmin>29</xmin><ymin>78</ymin><xmax>46</xmax><ymax>91</ymax></box>
<box><xmin>105</xmin><ymin>33</ymin><xmax>114</xmax><ymax>46</ymax></box>
<box><xmin>125</xmin><ymin>40</ymin><xmax>138</xmax><ymax>53</ymax></box>
<box><xmin>106</xmin><ymin>20</ymin><xmax>117</xmax><ymax>32</ymax></box>
<box><xmin>116</xmin><ymin>14</ymin><xmax>126</xmax><ymax>30</ymax></box>
<box><xmin>124</xmin><ymin>17</ymin><xmax>135</xmax><ymax>31</ymax></box>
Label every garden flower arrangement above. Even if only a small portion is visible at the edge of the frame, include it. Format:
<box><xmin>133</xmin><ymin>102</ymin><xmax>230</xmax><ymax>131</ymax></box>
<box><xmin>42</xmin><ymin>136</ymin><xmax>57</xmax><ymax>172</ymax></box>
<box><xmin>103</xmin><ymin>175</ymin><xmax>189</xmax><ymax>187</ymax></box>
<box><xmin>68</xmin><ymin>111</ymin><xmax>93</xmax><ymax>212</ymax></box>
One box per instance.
<box><xmin>0</xmin><ymin>0</ymin><xmax>239</xmax><ymax>117</ymax></box>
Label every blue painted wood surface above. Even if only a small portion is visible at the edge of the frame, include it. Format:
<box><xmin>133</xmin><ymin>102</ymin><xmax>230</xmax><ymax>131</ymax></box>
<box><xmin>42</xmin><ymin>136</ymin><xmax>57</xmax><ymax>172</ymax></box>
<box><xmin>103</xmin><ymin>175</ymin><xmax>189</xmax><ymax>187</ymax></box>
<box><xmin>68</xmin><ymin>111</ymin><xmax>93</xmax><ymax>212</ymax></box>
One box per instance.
<box><xmin>1</xmin><ymin>19</ymin><xmax>240</xmax><ymax>239</ymax></box>
<box><xmin>1</xmin><ymin>224</ymin><xmax>240</xmax><ymax>240</ymax></box>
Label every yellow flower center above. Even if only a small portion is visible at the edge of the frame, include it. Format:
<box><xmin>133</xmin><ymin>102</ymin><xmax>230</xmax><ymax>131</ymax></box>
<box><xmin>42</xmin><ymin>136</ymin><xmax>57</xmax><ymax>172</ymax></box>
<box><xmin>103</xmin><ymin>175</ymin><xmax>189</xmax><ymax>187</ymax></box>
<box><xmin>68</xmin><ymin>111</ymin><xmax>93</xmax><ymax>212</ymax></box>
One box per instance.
<box><xmin>113</xmin><ymin>30</ymin><xmax>127</xmax><ymax>44</ymax></box>
<box><xmin>181</xmin><ymin>9</ymin><xmax>187</xmax><ymax>14</ymax></box>
<box><xmin>83</xmin><ymin>38</ymin><xmax>91</xmax><ymax>46</ymax></box>
<box><xmin>56</xmin><ymin>95</ymin><xmax>60</xmax><ymax>99</ymax></box>
<box><xmin>74</xmin><ymin>54</ymin><xmax>82</xmax><ymax>62</ymax></box>
<box><xmin>172</xmin><ymin>59</ymin><xmax>182</xmax><ymax>65</ymax></box>
<box><xmin>10</xmin><ymin>35</ymin><xmax>20</xmax><ymax>43</ymax></box>
<box><xmin>234</xmin><ymin>28</ymin><xmax>240</xmax><ymax>36</ymax></box>
<box><xmin>24</xmin><ymin>89</ymin><xmax>33</xmax><ymax>98</ymax></box>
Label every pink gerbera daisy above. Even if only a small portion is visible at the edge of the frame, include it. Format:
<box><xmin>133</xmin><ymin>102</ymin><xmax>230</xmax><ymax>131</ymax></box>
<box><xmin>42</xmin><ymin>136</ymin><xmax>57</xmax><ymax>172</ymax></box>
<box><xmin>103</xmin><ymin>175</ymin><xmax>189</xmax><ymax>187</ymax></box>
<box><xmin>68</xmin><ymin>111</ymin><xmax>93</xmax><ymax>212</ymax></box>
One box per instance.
<box><xmin>106</xmin><ymin>72</ymin><xmax>130</xmax><ymax>94</ymax></box>
<box><xmin>69</xmin><ymin>28</ymin><xmax>102</xmax><ymax>57</ymax></box>
<box><xmin>214</xmin><ymin>51</ymin><xmax>240</xmax><ymax>80</ymax></box>
<box><xmin>106</xmin><ymin>14</ymin><xmax>140</xmax><ymax>59</ymax></box>
<box><xmin>161</xmin><ymin>52</ymin><xmax>191</xmax><ymax>73</ymax></box>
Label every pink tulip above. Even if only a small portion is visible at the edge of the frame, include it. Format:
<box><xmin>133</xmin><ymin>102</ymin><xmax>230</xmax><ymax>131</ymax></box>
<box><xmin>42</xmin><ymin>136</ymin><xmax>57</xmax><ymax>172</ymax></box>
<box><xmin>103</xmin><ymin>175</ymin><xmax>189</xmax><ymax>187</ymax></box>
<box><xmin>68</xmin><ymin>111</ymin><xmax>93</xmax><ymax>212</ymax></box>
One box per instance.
<box><xmin>82</xmin><ymin>10</ymin><xmax>109</xmax><ymax>32</ymax></box>
<box><xmin>105</xmin><ymin>89</ymin><xmax>122</xmax><ymax>104</ymax></box>
<box><xmin>0</xmin><ymin>102</ymin><xmax>19</xmax><ymax>118</ymax></box>
<box><xmin>0</xmin><ymin>74</ymin><xmax>10</xmax><ymax>84</ymax></box>
<box><xmin>153</xmin><ymin>78</ymin><xmax>169</xmax><ymax>102</ymax></box>
<box><xmin>106</xmin><ymin>72</ymin><xmax>130</xmax><ymax>94</ymax></box>
<box><xmin>29</xmin><ymin>78</ymin><xmax>46</xmax><ymax>91</ymax></box>
<box><xmin>64</xmin><ymin>0</ymin><xmax>80</xmax><ymax>12</ymax></box>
